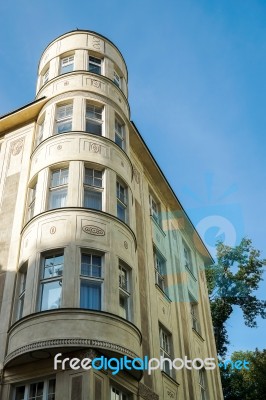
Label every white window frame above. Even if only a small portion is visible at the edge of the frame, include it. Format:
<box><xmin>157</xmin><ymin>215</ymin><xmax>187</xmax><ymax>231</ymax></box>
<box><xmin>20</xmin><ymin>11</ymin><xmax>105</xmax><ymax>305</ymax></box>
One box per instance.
<box><xmin>159</xmin><ymin>325</ymin><xmax>173</xmax><ymax>376</ymax></box>
<box><xmin>27</xmin><ymin>183</ymin><xmax>37</xmax><ymax>221</ymax></box>
<box><xmin>60</xmin><ymin>55</ymin><xmax>74</xmax><ymax>74</ymax></box>
<box><xmin>116</xmin><ymin>180</ymin><xmax>128</xmax><ymax>223</ymax></box>
<box><xmin>189</xmin><ymin>294</ymin><xmax>200</xmax><ymax>333</ymax></box>
<box><xmin>149</xmin><ymin>193</ymin><xmax>160</xmax><ymax>225</ymax></box>
<box><xmin>13</xmin><ymin>377</ymin><xmax>56</xmax><ymax>400</ymax></box>
<box><xmin>115</xmin><ymin>117</ymin><xmax>125</xmax><ymax>150</ymax></box>
<box><xmin>48</xmin><ymin>168</ymin><xmax>68</xmax><ymax>210</ymax></box>
<box><xmin>183</xmin><ymin>241</ymin><xmax>194</xmax><ymax>275</ymax></box>
<box><xmin>119</xmin><ymin>262</ymin><xmax>131</xmax><ymax>320</ymax></box>
<box><xmin>83</xmin><ymin>167</ymin><xmax>103</xmax><ymax>211</ymax></box>
<box><xmin>199</xmin><ymin>368</ymin><xmax>208</xmax><ymax>400</ymax></box>
<box><xmin>111</xmin><ymin>386</ymin><xmax>130</xmax><ymax>400</ymax></box>
<box><xmin>42</xmin><ymin>67</ymin><xmax>49</xmax><ymax>85</ymax></box>
<box><xmin>113</xmin><ymin>70</ymin><xmax>121</xmax><ymax>88</ymax></box>
<box><xmin>88</xmin><ymin>55</ymin><xmax>102</xmax><ymax>74</ymax></box>
<box><xmin>80</xmin><ymin>251</ymin><xmax>103</xmax><ymax>311</ymax></box>
<box><xmin>85</xmin><ymin>103</ymin><xmax>104</xmax><ymax>136</ymax></box>
<box><xmin>17</xmin><ymin>264</ymin><xmax>27</xmax><ymax>320</ymax></box>
<box><xmin>39</xmin><ymin>252</ymin><xmax>64</xmax><ymax>312</ymax></box>
<box><xmin>54</xmin><ymin>103</ymin><xmax>73</xmax><ymax>135</ymax></box>
<box><xmin>36</xmin><ymin>118</ymin><xmax>45</xmax><ymax>146</ymax></box>
<box><xmin>154</xmin><ymin>248</ymin><xmax>166</xmax><ymax>291</ymax></box>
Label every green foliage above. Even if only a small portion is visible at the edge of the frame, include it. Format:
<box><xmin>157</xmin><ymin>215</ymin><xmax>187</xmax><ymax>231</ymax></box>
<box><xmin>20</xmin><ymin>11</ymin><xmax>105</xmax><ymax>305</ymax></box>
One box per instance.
<box><xmin>206</xmin><ymin>238</ymin><xmax>266</xmax><ymax>357</ymax></box>
<box><xmin>221</xmin><ymin>349</ymin><xmax>266</xmax><ymax>400</ymax></box>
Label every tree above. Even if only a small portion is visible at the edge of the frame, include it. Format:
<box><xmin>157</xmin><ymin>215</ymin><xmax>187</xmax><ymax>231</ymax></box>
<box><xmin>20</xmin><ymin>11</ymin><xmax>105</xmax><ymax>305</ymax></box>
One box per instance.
<box><xmin>220</xmin><ymin>349</ymin><xmax>266</xmax><ymax>400</ymax></box>
<box><xmin>206</xmin><ymin>238</ymin><xmax>266</xmax><ymax>357</ymax></box>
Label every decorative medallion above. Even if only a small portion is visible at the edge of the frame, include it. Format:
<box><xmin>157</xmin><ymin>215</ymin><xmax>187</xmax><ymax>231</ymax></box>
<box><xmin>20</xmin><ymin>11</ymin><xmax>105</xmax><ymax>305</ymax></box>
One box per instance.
<box><xmin>91</xmin><ymin>79</ymin><xmax>102</xmax><ymax>89</ymax></box>
<box><xmin>50</xmin><ymin>226</ymin><xmax>56</xmax><ymax>235</ymax></box>
<box><xmin>167</xmin><ymin>390</ymin><xmax>175</xmax><ymax>399</ymax></box>
<box><xmin>64</xmin><ymin>81</ymin><xmax>69</xmax><ymax>86</ymax></box>
<box><xmin>11</xmin><ymin>139</ymin><xmax>24</xmax><ymax>156</ymax></box>
<box><xmin>124</xmin><ymin>241</ymin><xmax>128</xmax><ymax>249</ymax></box>
<box><xmin>90</xmin><ymin>143</ymin><xmax>100</xmax><ymax>153</ymax></box>
<box><xmin>82</xmin><ymin>225</ymin><xmax>105</xmax><ymax>236</ymax></box>
<box><xmin>92</xmin><ymin>36</ymin><xmax>101</xmax><ymax>50</ymax></box>
<box><xmin>57</xmin><ymin>145</ymin><xmax>62</xmax><ymax>150</ymax></box>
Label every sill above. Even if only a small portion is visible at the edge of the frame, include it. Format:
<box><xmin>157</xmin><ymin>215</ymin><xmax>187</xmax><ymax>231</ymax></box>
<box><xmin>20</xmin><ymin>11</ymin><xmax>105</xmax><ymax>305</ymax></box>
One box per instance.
<box><xmin>161</xmin><ymin>371</ymin><xmax>180</xmax><ymax>387</ymax></box>
<box><xmin>192</xmin><ymin>328</ymin><xmax>205</xmax><ymax>342</ymax></box>
<box><xmin>150</xmin><ymin>215</ymin><xmax>166</xmax><ymax>237</ymax></box>
<box><xmin>185</xmin><ymin>266</ymin><xmax>197</xmax><ymax>282</ymax></box>
<box><xmin>155</xmin><ymin>284</ymin><xmax>172</xmax><ymax>303</ymax></box>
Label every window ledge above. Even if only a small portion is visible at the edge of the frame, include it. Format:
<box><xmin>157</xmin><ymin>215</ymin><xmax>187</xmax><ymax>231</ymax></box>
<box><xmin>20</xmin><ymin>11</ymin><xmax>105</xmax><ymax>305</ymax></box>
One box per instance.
<box><xmin>192</xmin><ymin>328</ymin><xmax>205</xmax><ymax>342</ymax></box>
<box><xmin>155</xmin><ymin>284</ymin><xmax>172</xmax><ymax>303</ymax></box>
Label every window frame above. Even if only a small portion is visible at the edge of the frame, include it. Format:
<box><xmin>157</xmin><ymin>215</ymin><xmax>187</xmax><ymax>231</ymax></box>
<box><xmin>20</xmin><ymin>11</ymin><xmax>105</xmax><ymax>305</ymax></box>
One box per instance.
<box><xmin>60</xmin><ymin>54</ymin><xmax>74</xmax><ymax>74</ymax></box>
<box><xmin>153</xmin><ymin>247</ymin><xmax>166</xmax><ymax>292</ymax></box>
<box><xmin>88</xmin><ymin>54</ymin><xmax>102</xmax><ymax>75</ymax></box>
<box><xmin>116</xmin><ymin>179</ymin><xmax>128</xmax><ymax>223</ymax></box>
<box><xmin>118</xmin><ymin>262</ymin><xmax>131</xmax><ymax>320</ymax></box>
<box><xmin>80</xmin><ymin>251</ymin><xmax>104</xmax><ymax>311</ymax></box>
<box><xmin>115</xmin><ymin>116</ymin><xmax>126</xmax><ymax>150</ymax></box>
<box><xmin>113</xmin><ymin>70</ymin><xmax>121</xmax><ymax>88</ymax></box>
<box><xmin>27</xmin><ymin>182</ymin><xmax>37</xmax><ymax>221</ymax></box>
<box><xmin>183</xmin><ymin>241</ymin><xmax>194</xmax><ymax>275</ymax></box>
<box><xmin>111</xmin><ymin>385</ymin><xmax>131</xmax><ymax>400</ymax></box>
<box><xmin>38</xmin><ymin>251</ymin><xmax>64</xmax><ymax>312</ymax></box>
<box><xmin>189</xmin><ymin>294</ymin><xmax>201</xmax><ymax>334</ymax></box>
<box><xmin>13</xmin><ymin>377</ymin><xmax>56</xmax><ymax>400</ymax></box>
<box><xmin>199</xmin><ymin>368</ymin><xmax>208</xmax><ymax>400</ymax></box>
<box><xmin>42</xmin><ymin>67</ymin><xmax>49</xmax><ymax>85</ymax></box>
<box><xmin>54</xmin><ymin>103</ymin><xmax>73</xmax><ymax>135</ymax></box>
<box><xmin>17</xmin><ymin>263</ymin><xmax>28</xmax><ymax>320</ymax></box>
<box><xmin>83</xmin><ymin>167</ymin><xmax>104</xmax><ymax>211</ymax></box>
<box><xmin>85</xmin><ymin>103</ymin><xmax>104</xmax><ymax>136</ymax></box>
<box><xmin>149</xmin><ymin>193</ymin><xmax>161</xmax><ymax>225</ymax></box>
<box><xmin>159</xmin><ymin>325</ymin><xmax>173</xmax><ymax>377</ymax></box>
<box><xmin>48</xmin><ymin>167</ymin><xmax>69</xmax><ymax>210</ymax></box>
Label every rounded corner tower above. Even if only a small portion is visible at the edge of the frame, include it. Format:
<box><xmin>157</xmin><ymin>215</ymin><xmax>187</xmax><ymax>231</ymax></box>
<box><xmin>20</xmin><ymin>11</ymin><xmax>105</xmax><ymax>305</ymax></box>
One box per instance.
<box><xmin>0</xmin><ymin>29</ymin><xmax>224</xmax><ymax>400</ymax></box>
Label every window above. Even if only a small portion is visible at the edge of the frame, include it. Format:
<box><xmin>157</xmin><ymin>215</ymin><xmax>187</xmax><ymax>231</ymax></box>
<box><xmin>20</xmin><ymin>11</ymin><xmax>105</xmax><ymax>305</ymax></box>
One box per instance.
<box><xmin>159</xmin><ymin>326</ymin><xmax>172</xmax><ymax>376</ymax></box>
<box><xmin>199</xmin><ymin>369</ymin><xmax>208</xmax><ymax>400</ymax></box>
<box><xmin>14</xmin><ymin>378</ymin><xmax>56</xmax><ymax>400</ymax></box>
<box><xmin>190</xmin><ymin>296</ymin><xmax>200</xmax><ymax>333</ymax></box>
<box><xmin>116</xmin><ymin>180</ymin><xmax>127</xmax><ymax>222</ymax></box>
<box><xmin>80</xmin><ymin>252</ymin><xmax>103</xmax><ymax>310</ymax></box>
<box><xmin>115</xmin><ymin>118</ymin><xmax>125</xmax><ymax>149</ymax></box>
<box><xmin>183</xmin><ymin>241</ymin><xmax>194</xmax><ymax>274</ymax></box>
<box><xmin>154</xmin><ymin>248</ymin><xmax>166</xmax><ymax>291</ymax></box>
<box><xmin>27</xmin><ymin>183</ymin><xmax>37</xmax><ymax>221</ymax></box>
<box><xmin>111</xmin><ymin>386</ymin><xmax>130</xmax><ymax>400</ymax></box>
<box><xmin>85</xmin><ymin>104</ymin><xmax>103</xmax><ymax>135</ymax></box>
<box><xmin>42</xmin><ymin>68</ymin><xmax>49</xmax><ymax>85</ymax></box>
<box><xmin>149</xmin><ymin>194</ymin><xmax>160</xmax><ymax>225</ymax></box>
<box><xmin>36</xmin><ymin>119</ymin><xmax>44</xmax><ymax>146</ymax></box>
<box><xmin>17</xmin><ymin>264</ymin><xmax>27</xmax><ymax>320</ymax></box>
<box><xmin>60</xmin><ymin>55</ymin><xmax>74</xmax><ymax>74</ymax></box>
<box><xmin>84</xmin><ymin>168</ymin><xmax>103</xmax><ymax>210</ymax></box>
<box><xmin>119</xmin><ymin>263</ymin><xmax>130</xmax><ymax>320</ymax></box>
<box><xmin>39</xmin><ymin>253</ymin><xmax>63</xmax><ymax>311</ymax></box>
<box><xmin>113</xmin><ymin>71</ymin><xmax>121</xmax><ymax>88</ymax></box>
<box><xmin>88</xmin><ymin>55</ymin><xmax>102</xmax><ymax>74</ymax></box>
<box><xmin>48</xmin><ymin>168</ymin><xmax>68</xmax><ymax>210</ymax></box>
<box><xmin>55</xmin><ymin>103</ymin><xmax>73</xmax><ymax>134</ymax></box>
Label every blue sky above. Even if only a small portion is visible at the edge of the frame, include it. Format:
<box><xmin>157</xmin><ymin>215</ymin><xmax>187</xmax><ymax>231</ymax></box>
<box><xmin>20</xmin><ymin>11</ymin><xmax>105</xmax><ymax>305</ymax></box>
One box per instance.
<box><xmin>0</xmin><ymin>0</ymin><xmax>265</xmax><ymax>356</ymax></box>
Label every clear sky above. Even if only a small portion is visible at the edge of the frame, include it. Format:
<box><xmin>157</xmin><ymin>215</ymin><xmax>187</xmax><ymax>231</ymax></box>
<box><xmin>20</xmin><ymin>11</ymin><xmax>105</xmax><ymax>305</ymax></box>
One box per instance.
<box><xmin>0</xmin><ymin>0</ymin><xmax>265</xmax><ymax>356</ymax></box>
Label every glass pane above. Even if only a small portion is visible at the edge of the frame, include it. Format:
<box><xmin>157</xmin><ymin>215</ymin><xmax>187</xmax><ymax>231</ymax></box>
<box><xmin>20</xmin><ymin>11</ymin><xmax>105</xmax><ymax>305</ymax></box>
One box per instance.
<box><xmin>56</xmin><ymin>120</ymin><xmax>72</xmax><ymax>134</ymax></box>
<box><xmin>15</xmin><ymin>385</ymin><xmax>25</xmax><ymax>400</ymax></box>
<box><xmin>115</xmin><ymin>133</ymin><xmax>123</xmax><ymax>149</ymax></box>
<box><xmin>44</xmin><ymin>254</ymin><xmax>64</xmax><ymax>279</ymax></box>
<box><xmin>89</xmin><ymin>63</ymin><xmax>101</xmax><ymax>74</ymax></box>
<box><xmin>86</xmin><ymin>120</ymin><xmax>102</xmax><ymax>135</ymax></box>
<box><xmin>117</xmin><ymin>202</ymin><xmax>126</xmax><ymax>222</ymax></box>
<box><xmin>84</xmin><ymin>169</ymin><xmax>102</xmax><ymax>187</ymax></box>
<box><xmin>40</xmin><ymin>280</ymin><xmax>62</xmax><ymax>311</ymax></box>
<box><xmin>49</xmin><ymin>188</ymin><xmax>67</xmax><ymax>209</ymax></box>
<box><xmin>80</xmin><ymin>281</ymin><xmax>101</xmax><ymax>310</ymax></box>
<box><xmin>60</xmin><ymin>63</ymin><xmax>73</xmax><ymax>74</ymax></box>
<box><xmin>86</xmin><ymin>105</ymin><xmax>102</xmax><ymax>120</ymax></box>
<box><xmin>81</xmin><ymin>254</ymin><xmax>101</xmax><ymax>278</ymax></box>
<box><xmin>84</xmin><ymin>188</ymin><xmax>102</xmax><ymax>210</ymax></box>
<box><xmin>48</xmin><ymin>379</ymin><xmax>56</xmax><ymax>397</ymax></box>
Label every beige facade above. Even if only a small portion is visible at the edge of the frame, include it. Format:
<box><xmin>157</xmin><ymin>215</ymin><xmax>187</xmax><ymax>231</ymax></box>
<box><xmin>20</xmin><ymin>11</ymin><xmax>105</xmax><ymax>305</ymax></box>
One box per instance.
<box><xmin>0</xmin><ymin>30</ymin><xmax>223</xmax><ymax>399</ymax></box>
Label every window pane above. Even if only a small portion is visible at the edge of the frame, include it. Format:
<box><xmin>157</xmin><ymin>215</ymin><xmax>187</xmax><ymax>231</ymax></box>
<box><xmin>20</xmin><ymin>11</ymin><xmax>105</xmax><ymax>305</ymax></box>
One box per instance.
<box><xmin>84</xmin><ymin>188</ymin><xmax>102</xmax><ymax>210</ymax></box>
<box><xmin>115</xmin><ymin>133</ymin><xmax>123</xmax><ymax>149</ymax></box>
<box><xmin>86</xmin><ymin>120</ymin><xmax>102</xmax><ymax>135</ymax></box>
<box><xmin>40</xmin><ymin>280</ymin><xmax>62</xmax><ymax>311</ymax></box>
<box><xmin>84</xmin><ymin>169</ymin><xmax>102</xmax><ymax>187</ymax></box>
<box><xmin>117</xmin><ymin>202</ymin><xmax>126</xmax><ymax>222</ymax></box>
<box><xmin>44</xmin><ymin>254</ymin><xmax>64</xmax><ymax>279</ymax></box>
<box><xmin>51</xmin><ymin>169</ymin><xmax>68</xmax><ymax>187</ymax></box>
<box><xmin>81</xmin><ymin>254</ymin><xmax>101</xmax><ymax>277</ymax></box>
<box><xmin>15</xmin><ymin>386</ymin><xmax>25</xmax><ymax>400</ymax></box>
<box><xmin>80</xmin><ymin>281</ymin><xmax>101</xmax><ymax>310</ymax></box>
<box><xmin>49</xmin><ymin>188</ymin><xmax>67</xmax><ymax>209</ymax></box>
<box><xmin>56</xmin><ymin>120</ymin><xmax>72</xmax><ymax>134</ymax></box>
